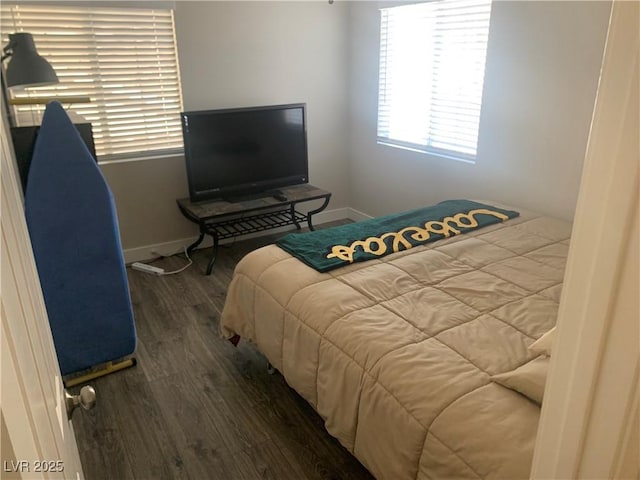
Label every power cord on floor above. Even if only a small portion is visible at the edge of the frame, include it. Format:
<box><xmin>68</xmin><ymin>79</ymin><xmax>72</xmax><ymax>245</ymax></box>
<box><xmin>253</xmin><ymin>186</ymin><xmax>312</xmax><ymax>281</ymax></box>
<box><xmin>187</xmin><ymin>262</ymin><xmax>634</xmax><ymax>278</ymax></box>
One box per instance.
<box><xmin>161</xmin><ymin>246</ymin><xmax>193</xmax><ymax>275</ymax></box>
<box><xmin>131</xmin><ymin>246</ymin><xmax>192</xmax><ymax>276</ymax></box>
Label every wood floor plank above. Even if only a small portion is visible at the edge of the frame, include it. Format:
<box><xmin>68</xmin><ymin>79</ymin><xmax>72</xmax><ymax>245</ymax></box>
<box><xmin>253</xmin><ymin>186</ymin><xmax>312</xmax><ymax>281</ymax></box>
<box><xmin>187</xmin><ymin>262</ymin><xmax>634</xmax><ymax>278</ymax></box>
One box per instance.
<box><xmin>108</xmin><ymin>374</ymin><xmax>191</xmax><ymax>479</ymax></box>
<box><xmin>70</xmin><ymin>373</ymin><xmax>136</xmax><ymax>480</ymax></box>
<box><xmin>195</xmin><ymin>370</ymin><xmax>273</xmax><ymax>454</ymax></box>
<box><xmin>78</xmin><ymin>446</ymin><xmax>136</xmax><ymax>480</ymax></box>
<box><xmin>232</xmin><ymin>442</ymin><xmax>309</xmax><ymax>480</ymax></box>
<box><xmin>147</xmin><ymin>373</ymin><xmax>236</xmax><ymax>479</ymax></box>
<box><xmin>73</xmin><ymin>221</ymin><xmax>372</xmax><ymax>479</ymax></box>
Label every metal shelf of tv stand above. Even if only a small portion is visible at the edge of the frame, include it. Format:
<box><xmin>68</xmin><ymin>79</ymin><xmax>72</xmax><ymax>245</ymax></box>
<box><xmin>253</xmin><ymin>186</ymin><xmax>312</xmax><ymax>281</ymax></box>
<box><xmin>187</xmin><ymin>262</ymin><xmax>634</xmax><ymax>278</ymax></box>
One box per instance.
<box><xmin>176</xmin><ymin>184</ymin><xmax>331</xmax><ymax>275</ymax></box>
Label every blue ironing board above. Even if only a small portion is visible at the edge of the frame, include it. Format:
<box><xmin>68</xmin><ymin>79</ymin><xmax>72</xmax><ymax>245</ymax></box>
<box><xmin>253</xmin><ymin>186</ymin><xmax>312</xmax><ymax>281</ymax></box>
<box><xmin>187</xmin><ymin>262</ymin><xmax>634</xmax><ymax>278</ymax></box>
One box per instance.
<box><xmin>25</xmin><ymin>101</ymin><xmax>136</xmax><ymax>377</ymax></box>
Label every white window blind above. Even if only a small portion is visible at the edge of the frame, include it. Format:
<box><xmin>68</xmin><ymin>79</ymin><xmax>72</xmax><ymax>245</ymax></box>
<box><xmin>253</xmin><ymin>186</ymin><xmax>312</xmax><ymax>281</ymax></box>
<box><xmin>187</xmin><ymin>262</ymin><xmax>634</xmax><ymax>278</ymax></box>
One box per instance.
<box><xmin>377</xmin><ymin>0</ymin><xmax>492</xmax><ymax>161</ymax></box>
<box><xmin>1</xmin><ymin>4</ymin><xmax>184</xmax><ymax>161</ymax></box>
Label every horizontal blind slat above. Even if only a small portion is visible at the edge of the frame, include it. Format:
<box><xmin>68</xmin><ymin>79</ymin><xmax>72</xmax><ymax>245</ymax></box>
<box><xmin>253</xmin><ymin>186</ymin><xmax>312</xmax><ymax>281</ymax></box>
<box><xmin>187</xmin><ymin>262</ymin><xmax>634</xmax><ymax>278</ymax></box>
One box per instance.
<box><xmin>377</xmin><ymin>0</ymin><xmax>491</xmax><ymax>160</ymax></box>
<box><xmin>2</xmin><ymin>3</ymin><xmax>183</xmax><ymax>161</ymax></box>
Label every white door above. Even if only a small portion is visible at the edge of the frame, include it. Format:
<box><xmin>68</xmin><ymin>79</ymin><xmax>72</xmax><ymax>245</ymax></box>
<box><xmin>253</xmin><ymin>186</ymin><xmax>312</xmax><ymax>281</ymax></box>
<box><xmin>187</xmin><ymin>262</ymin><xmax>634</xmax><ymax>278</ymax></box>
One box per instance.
<box><xmin>531</xmin><ymin>1</ymin><xmax>639</xmax><ymax>478</ymax></box>
<box><xmin>1</xmin><ymin>112</ymin><xmax>85</xmax><ymax>479</ymax></box>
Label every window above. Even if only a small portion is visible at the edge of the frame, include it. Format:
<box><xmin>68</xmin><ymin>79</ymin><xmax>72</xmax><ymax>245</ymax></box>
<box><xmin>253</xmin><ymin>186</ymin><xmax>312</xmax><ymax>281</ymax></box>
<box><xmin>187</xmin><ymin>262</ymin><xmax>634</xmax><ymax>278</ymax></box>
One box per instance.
<box><xmin>1</xmin><ymin>4</ymin><xmax>184</xmax><ymax>161</ymax></box>
<box><xmin>377</xmin><ymin>0</ymin><xmax>492</xmax><ymax>162</ymax></box>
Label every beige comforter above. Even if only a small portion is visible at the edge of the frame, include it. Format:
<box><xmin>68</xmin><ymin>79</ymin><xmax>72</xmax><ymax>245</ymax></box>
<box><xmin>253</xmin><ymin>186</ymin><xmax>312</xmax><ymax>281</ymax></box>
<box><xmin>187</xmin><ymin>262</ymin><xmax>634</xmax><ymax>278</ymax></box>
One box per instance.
<box><xmin>220</xmin><ymin>205</ymin><xmax>572</xmax><ymax>479</ymax></box>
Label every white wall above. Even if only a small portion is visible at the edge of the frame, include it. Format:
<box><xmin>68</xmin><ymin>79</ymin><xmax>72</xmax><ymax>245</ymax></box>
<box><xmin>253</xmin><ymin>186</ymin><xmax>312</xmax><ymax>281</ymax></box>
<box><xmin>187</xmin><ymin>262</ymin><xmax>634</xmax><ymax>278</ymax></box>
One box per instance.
<box><xmin>175</xmin><ymin>1</ymin><xmax>350</xmax><ymax>207</ymax></box>
<box><xmin>347</xmin><ymin>1</ymin><xmax>611</xmax><ymax>220</ymax></box>
<box><xmin>532</xmin><ymin>2</ymin><xmax>639</xmax><ymax>474</ymax></box>
<box><xmin>102</xmin><ymin>1</ymin><xmax>350</xmax><ymax>258</ymax></box>
<box><xmin>96</xmin><ymin>0</ymin><xmax>610</xmax><ymax>257</ymax></box>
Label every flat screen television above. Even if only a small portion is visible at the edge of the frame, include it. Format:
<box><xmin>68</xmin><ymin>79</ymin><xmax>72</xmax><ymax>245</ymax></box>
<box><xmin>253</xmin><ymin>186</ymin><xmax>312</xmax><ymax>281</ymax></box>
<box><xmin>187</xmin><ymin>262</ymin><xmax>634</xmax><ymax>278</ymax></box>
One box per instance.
<box><xmin>181</xmin><ymin>103</ymin><xmax>309</xmax><ymax>202</ymax></box>
<box><xmin>11</xmin><ymin>123</ymin><xmax>96</xmax><ymax>192</ymax></box>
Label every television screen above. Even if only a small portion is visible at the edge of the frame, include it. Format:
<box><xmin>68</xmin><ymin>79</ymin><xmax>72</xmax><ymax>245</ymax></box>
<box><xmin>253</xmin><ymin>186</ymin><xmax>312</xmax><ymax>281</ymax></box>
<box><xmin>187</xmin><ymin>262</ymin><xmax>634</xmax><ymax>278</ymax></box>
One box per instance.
<box><xmin>181</xmin><ymin>103</ymin><xmax>309</xmax><ymax>202</ymax></box>
<box><xmin>11</xmin><ymin>123</ymin><xmax>96</xmax><ymax>192</ymax></box>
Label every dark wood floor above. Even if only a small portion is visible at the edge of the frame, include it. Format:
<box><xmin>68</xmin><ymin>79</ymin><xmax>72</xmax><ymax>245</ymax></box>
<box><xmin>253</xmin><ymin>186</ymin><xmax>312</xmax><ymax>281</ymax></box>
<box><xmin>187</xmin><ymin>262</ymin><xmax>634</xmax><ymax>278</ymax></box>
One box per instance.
<box><xmin>70</xmin><ymin>222</ymin><xmax>373</xmax><ymax>480</ymax></box>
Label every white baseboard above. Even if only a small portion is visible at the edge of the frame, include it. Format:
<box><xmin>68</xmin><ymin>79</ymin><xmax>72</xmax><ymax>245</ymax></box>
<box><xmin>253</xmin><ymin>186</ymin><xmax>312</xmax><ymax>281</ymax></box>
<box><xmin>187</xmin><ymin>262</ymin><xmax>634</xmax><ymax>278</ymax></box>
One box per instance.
<box><xmin>347</xmin><ymin>207</ymin><xmax>373</xmax><ymax>222</ymax></box>
<box><xmin>123</xmin><ymin>236</ymin><xmax>210</xmax><ymax>264</ymax></box>
<box><xmin>122</xmin><ymin>206</ymin><xmax>369</xmax><ymax>264</ymax></box>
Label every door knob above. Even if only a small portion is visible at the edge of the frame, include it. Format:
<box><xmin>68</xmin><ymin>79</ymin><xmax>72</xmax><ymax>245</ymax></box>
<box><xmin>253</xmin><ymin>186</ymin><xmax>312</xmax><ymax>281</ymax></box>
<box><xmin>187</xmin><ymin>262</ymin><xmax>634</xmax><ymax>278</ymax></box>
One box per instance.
<box><xmin>65</xmin><ymin>386</ymin><xmax>96</xmax><ymax>419</ymax></box>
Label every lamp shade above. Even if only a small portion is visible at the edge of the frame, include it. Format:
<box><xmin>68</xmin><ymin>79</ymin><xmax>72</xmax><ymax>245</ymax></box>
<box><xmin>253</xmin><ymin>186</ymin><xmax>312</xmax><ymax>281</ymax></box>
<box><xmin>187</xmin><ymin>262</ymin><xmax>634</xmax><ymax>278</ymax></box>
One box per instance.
<box><xmin>5</xmin><ymin>33</ymin><xmax>58</xmax><ymax>88</ymax></box>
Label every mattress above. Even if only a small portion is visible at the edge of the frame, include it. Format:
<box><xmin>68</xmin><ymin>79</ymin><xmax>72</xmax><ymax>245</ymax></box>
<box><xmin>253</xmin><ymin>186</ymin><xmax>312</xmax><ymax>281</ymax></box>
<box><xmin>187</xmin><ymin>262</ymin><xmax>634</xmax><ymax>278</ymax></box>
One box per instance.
<box><xmin>220</xmin><ymin>203</ymin><xmax>572</xmax><ymax>479</ymax></box>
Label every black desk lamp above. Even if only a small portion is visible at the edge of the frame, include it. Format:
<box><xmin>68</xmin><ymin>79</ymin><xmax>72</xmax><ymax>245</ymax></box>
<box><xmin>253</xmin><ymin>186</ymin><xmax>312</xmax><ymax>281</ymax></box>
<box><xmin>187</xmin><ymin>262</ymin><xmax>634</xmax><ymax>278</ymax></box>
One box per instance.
<box><xmin>1</xmin><ymin>32</ymin><xmax>59</xmax><ymax>127</ymax></box>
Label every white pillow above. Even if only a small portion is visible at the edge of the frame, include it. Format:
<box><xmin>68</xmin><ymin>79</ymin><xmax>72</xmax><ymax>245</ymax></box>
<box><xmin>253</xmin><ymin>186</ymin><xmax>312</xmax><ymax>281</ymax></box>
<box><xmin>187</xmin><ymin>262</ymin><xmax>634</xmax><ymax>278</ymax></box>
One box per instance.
<box><xmin>491</xmin><ymin>355</ymin><xmax>549</xmax><ymax>405</ymax></box>
<box><xmin>529</xmin><ymin>326</ymin><xmax>556</xmax><ymax>356</ymax></box>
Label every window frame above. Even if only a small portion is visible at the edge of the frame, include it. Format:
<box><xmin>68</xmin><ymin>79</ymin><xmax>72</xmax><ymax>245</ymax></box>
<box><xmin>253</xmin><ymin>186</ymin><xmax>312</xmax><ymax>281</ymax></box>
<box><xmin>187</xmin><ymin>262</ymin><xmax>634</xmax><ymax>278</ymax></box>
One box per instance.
<box><xmin>1</xmin><ymin>3</ymin><xmax>185</xmax><ymax>163</ymax></box>
<box><xmin>376</xmin><ymin>0</ymin><xmax>493</xmax><ymax>163</ymax></box>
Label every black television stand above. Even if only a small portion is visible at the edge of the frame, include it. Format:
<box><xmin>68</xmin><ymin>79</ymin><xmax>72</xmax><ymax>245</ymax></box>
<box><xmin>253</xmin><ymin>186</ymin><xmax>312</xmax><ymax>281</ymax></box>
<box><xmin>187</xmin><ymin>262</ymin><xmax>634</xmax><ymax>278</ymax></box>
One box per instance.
<box><xmin>177</xmin><ymin>184</ymin><xmax>331</xmax><ymax>275</ymax></box>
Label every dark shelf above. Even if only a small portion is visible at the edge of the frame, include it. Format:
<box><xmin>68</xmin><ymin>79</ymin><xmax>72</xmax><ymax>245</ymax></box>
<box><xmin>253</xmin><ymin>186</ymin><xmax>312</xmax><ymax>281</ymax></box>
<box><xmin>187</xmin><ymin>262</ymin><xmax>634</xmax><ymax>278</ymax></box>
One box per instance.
<box><xmin>177</xmin><ymin>184</ymin><xmax>331</xmax><ymax>274</ymax></box>
<box><xmin>205</xmin><ymin>208</ymin><xmax>308</xmax><ymax>240</ymax></box>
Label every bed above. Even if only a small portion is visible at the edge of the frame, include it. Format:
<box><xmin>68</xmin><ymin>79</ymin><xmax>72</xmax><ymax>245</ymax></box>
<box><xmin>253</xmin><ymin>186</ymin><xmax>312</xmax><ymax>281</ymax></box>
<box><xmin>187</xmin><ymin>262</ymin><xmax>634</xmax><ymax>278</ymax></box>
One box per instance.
<box><xmin>219</xmin><ymin>200</ymin><xmax>571</xmax><ymax>479</ymax></box>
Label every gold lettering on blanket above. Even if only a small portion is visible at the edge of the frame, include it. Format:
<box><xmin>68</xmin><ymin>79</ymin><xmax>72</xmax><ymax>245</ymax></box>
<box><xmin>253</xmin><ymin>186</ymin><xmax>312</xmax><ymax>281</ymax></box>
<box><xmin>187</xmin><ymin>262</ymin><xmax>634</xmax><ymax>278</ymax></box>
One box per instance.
<box><xmin>326</xmin><ymin>209</ymin><xmax>509</xmax><ymax>264</ymax></box>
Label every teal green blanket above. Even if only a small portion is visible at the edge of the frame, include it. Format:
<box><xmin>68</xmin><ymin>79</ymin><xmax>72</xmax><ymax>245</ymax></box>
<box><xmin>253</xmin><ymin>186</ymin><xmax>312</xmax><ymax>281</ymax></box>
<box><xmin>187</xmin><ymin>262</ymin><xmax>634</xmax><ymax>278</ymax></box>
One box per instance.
<box><xmin>276</xmin><ymin>200</ymin><xmax>519</xmax><ymax>272</ymax></box>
